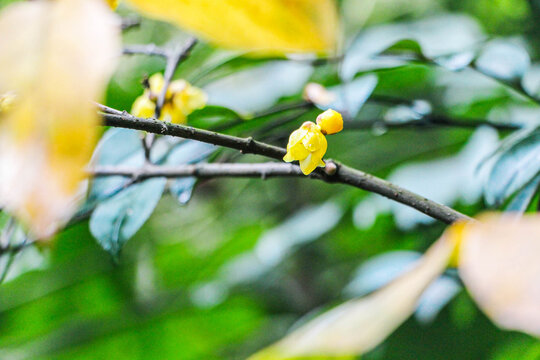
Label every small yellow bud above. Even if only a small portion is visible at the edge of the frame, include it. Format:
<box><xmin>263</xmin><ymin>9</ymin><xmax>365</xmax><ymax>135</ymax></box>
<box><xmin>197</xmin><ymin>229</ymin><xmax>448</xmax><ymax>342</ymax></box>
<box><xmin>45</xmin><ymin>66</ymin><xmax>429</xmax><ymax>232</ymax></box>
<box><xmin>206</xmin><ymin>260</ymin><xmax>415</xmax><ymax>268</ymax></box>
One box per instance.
<box><xmin>283</xmin><ymin>121</ymin><xmax>327</xmax><ymax>175</ymax></box>
<box><xmin>316</xmin><ymin>109</ymin><xmax>343</xmax><ymax>135</ymax></box>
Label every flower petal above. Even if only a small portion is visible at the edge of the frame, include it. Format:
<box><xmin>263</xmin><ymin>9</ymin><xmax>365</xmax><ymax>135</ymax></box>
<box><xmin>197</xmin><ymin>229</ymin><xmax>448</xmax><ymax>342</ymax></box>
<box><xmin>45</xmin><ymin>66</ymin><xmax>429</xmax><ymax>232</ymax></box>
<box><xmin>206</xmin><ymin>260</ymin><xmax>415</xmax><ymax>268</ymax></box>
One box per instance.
<box><xmin>299</xmin><ymin>153</ymin><xmax>319</xmax><ymax>175</ymax></box>
<box><xmin>131</xmin><ymin>95</ymin><xmax>156</xmax><ymax>118</ymax></box>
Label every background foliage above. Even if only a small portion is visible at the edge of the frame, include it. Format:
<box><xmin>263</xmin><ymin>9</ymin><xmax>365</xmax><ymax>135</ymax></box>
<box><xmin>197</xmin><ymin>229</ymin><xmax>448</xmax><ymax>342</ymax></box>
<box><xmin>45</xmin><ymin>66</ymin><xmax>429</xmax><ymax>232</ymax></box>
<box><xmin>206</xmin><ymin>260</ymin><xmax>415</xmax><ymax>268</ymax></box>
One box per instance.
<box><xmin>1</xmin><ymin>0</ymin><xmax>540</xmax><ymax>359</ymax></box>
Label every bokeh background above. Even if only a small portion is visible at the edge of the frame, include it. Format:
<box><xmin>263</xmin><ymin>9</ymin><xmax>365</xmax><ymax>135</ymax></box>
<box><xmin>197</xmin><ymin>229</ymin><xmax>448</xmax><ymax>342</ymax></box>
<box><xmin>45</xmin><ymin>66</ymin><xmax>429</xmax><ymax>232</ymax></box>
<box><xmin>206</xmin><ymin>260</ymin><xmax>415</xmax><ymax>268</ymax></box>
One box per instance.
<box><xmin>0</xmin><ymin>0</ymin><xmax>539</xmax><ymax>358</ymax></box>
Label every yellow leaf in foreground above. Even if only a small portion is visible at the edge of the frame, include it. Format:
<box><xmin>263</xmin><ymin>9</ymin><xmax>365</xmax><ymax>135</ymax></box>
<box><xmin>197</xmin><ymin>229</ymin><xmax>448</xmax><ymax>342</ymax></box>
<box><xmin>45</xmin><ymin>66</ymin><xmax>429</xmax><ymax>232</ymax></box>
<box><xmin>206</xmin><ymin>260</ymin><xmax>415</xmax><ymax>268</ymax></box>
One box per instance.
<box><xmin>456</xmin><ymin>214</ymin><xmax>540</xmax><ymax>337</ymax></box>
<box><xmin>250</xmin><ymin>234</ymin><xmax>456</xmax><ymax>359</ymax></box>
<box><xmin>0</xmin><ymin>0</ymin><xmax>120</xmax><ymax>238</ymax></box>
<box><xmin>125</xmin><ymin>0</ymin><xmax>338</xmax><ymax>54</ymax></box>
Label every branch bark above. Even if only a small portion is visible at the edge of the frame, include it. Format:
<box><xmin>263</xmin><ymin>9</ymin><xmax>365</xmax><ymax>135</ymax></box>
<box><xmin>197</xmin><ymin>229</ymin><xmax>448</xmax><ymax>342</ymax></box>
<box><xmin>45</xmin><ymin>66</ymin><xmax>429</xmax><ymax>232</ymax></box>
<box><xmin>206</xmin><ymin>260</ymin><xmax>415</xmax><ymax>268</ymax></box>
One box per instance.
<box><xmin>101</xmin><ymin>110</ymin><xmax>472</xmax><ymax>224</ymax></box>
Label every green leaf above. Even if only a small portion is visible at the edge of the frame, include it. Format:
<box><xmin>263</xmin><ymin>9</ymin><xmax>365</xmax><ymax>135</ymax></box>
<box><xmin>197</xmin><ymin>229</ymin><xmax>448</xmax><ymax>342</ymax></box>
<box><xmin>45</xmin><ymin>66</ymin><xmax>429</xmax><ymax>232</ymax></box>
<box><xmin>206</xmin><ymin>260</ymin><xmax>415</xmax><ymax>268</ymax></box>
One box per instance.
<box><xmin>166</xmin><ymin>140</ymin><xmax>216</xmax><ymax>205</ymax></box>
<box><xmin>485</xmin><ymin>127</ymin><xmax>540</xmax><ymax>206</ymax></box>
<box><xmin>87</xmin><ymin>128</ymin><xmax>144</xmax><ymax>205</ymax></box>
<box><xmin>506</xmin><ymin>173</ymin><xmax>540</xmax><ymax>213</ymax></box>
<box><xmin>382</xmin><ymin>39</ymin><xmax>425</xmax><ymax>58</ymax></box>
<box><xmin>187</xmin><ymin>105</ymin><xmax>241</xmax><ymax>129</ymax></box>
<box><xmin>89</xmin><ymin>178</ymin><xmax>166</xmax><ymax>257</ymax></box>
<box><xmin>475</xmin><ymin>40</ymin><xmax>530</xmax><ymax>82</ymax></box>
<box><xmin>320</xmin><ymin>74</ymin><xmax>378</xmax><ymax>118</ymax></box>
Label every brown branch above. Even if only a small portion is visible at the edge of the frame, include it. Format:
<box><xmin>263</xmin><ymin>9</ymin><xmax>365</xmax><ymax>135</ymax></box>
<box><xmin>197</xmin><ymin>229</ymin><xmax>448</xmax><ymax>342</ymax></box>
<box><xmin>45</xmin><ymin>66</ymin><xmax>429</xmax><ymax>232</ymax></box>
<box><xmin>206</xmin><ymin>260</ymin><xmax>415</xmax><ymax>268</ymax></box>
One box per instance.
<box><xmin>155</xmin><ymin>38</ymin><xmax>198</xmax><ymax>118</ymax></box>
<box><xmin>100</xmin><ymin>111</ymin><xmax>471</xmax><ymax>224</ymax></box>
<box><xmin>90</xmin><ymin>162</ymin><xmax>308</xmax><ymax>180</ymax></box>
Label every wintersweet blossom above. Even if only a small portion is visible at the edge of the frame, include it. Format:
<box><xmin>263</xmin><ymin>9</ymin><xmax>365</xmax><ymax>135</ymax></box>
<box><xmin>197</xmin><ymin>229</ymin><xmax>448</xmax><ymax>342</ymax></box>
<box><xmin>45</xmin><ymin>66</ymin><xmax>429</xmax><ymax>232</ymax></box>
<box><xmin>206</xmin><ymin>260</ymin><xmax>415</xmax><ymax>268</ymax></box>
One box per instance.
<box><xmin>131</xmin><ymin>73</ymin><xmax>207</xmax><ymax>124</ymax></box>
<box><xmin>283</xmin><ymin>109</ymin><xmax>343</xmax><ymax>175</ymax></box>
<box><xmin>283</xmin><ymin>121</ymin><xmax>328</xmax><ymax>175</ymax></box>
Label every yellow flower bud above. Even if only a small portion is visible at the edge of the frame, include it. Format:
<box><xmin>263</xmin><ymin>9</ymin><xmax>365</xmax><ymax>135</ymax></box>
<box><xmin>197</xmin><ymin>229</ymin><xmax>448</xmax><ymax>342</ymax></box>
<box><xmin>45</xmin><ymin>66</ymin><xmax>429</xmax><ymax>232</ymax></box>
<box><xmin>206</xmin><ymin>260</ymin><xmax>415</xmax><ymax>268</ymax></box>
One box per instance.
<box><xmin>283</xmin><ymin>121</ymin><xmax>327</xmax><ymax>175</ymax></box>
<box><xmin>316</xmin><ymin>108</ymin><xmax>343</xmax><ymax>135</ymax></box>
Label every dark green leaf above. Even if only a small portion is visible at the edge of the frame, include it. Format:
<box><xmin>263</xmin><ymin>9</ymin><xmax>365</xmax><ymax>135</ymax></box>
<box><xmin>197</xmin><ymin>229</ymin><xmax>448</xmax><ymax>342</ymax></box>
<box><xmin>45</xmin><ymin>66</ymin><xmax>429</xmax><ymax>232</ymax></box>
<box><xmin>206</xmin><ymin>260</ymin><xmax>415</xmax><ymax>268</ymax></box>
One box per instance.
<box><xmin>187</xmin><ymin>105</ymin><xmax>241</xmax><ymax>129</ymax></box>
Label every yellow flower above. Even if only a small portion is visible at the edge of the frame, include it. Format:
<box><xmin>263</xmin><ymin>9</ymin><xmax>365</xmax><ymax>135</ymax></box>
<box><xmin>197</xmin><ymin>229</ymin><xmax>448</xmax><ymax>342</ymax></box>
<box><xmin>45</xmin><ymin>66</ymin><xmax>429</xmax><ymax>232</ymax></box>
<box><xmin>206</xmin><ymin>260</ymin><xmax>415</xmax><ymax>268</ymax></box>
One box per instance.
<box><xmin>131</xmin><ymin>95</ymin><xmax>156</xmax><ymax>119</ymax></box>
<box><xmin>283</xmin><ymin>121</ymin><xmax>327</xmax><ymax>175</ymax></box>
<box><xmin>131</xmin><ymin>73</ymin><xmax>207</xmax><ymax>124</ymax></box>
<box><xmin>106</xmin><ymin>0</ymin><xmax>119</xmax><ymax>10</ymax></box>
<box><xmin>316</xmin><ymin>108</ymin><xmax>343</xmax><ymax>135</ymax></box>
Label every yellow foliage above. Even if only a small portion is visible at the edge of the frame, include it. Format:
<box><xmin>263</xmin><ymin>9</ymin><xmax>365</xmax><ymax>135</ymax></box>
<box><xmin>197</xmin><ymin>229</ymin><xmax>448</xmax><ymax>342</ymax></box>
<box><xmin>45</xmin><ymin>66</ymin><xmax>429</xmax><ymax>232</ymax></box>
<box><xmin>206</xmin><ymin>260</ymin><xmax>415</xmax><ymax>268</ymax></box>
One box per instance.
<box><xmin>0</xmin><ymin>0</ymin><xmax>120</xmax><ymax>238</ymax></box>
<box><xmin>454</xmin><ymin>214</ymin><xmax>540</xmax><ymax>337</ymax></box>
<box><xmin>250</xmin><ymin>213</ymin><xmax>540</xmax><ymax>358</ymax></box>
<box><xmin>131</xmin><ymin>73</ymin><xmax>207</xmax><ymax>124</ymax></box>
<box><xmin>106</xmin><ymin>0</ymin><xmax>119</xmax><ymax>10</ymax></box>
<box><xmin>0</xmin><ymin>92</ymin><xmax>16</xmax><ymax>114</ymax></box>
<box><xmin>249</xmin><ymin>233</ymin><xmax>456</xmax><ymax>359</ymax></box>
<box><xmin>125</xmin><ymin>0</ymin><xmax>338</xmax><ymax>55</ymax></box>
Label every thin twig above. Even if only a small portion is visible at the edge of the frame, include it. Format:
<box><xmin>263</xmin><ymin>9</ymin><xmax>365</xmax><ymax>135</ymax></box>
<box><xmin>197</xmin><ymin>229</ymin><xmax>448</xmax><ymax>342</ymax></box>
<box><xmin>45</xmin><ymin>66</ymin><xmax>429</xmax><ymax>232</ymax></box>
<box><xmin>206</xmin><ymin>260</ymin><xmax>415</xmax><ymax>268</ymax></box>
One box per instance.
<box><xmin>155</xmin><ymin>38</ymin><xmax>198</xmax><ymax>118</ymax></box>
<box><xmin>101</xmin><ymin>111</ymin><xmax>471</xmax><ymax>224</ymax></box>
<box><xmin>140</xmin><ymin>38</ymin><xmax>198</xmax><ymax>160</ymax></box>
<box><xmin>121</xmin><ymin>17</ymin><xmax>141</xmax><ymax>31</ymax></box>
<box><xmin>344</xmin><ymin>115</ymin><xmax>521</xmax><ymax>131</ymax></box>
<box><xmin>123</xmin><ymin>44</ymin><xmax>169</xmax><ymax>58</ymax></box>
<box><xmin>90</xmin><ymin>163</ymin><xmax>306</xmax><ymax>180</ymax></box>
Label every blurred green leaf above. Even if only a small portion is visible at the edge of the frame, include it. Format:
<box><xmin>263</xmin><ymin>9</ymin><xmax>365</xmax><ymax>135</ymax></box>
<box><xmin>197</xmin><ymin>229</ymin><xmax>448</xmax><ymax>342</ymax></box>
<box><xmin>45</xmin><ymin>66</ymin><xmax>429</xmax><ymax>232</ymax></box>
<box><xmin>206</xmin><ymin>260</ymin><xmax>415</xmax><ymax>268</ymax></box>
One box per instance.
<box><xmin>485</xmin><ymin>127</ymin><xmax>540</xmax><ymax>206</ymax></box>
<box><xmin>87</xmin><ymin>128</ymin><xmax>144</xmax><ymax>207</ymax></box>
<box><xmin>475</xmin><ymin>40</ymin><xmax>530</xmax><ymax>81</ymax></box>
<box><xmin>89</xmin><ymin>178</ymin><xmax>166</xmax><ymax>257</ymax></box>
<box><xmin>506</xmin><ymin>174</ymin><xmax>540</xmax><ymax>213</ymax></box>
<box><xmin>165</xmin><ymin>140</ymin><xmax>216</xmax><ymax>204</ymax></box>
<box><xmin>187</xmin><ymin>105</ymin><xmax>241</xmax><ymax>129</ymax></box>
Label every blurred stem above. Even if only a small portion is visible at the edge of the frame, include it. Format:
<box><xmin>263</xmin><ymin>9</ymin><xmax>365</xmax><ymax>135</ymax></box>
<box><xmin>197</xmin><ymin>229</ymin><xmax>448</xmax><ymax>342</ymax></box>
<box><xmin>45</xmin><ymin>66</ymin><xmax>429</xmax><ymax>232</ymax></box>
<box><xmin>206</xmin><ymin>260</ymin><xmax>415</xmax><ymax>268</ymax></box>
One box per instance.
<box><xmin>101</xmin><ymin>109</ymin><xmax>472</xmax><ymax>224</ymax></box>
<box><xmin>344</xmin><ymin>115</ymin><xmax>521</xmax><ymax>131</ymax></box>
<box><xmin>210</xmin><ymin>101</ymin><xmax>312</xmax><ymax>132</ymax></box>
<box><xmin>155</xmin><ymin>38</ymin><xmax>198</xmax><ymax>119</ymax></box>
<box><xmin>378</xmin><ymin>54</ymin><xmax>540</xmax><ymax>106</ymax></box>
<box><xmin>122</xmin><ymin>44</ymin><xmax>168</xmax><ymax>58</ymax></box>
<box><xmin>124</xmin><ymin>38</ymin><xmax>198</xmax><ymax>161</ymax></box>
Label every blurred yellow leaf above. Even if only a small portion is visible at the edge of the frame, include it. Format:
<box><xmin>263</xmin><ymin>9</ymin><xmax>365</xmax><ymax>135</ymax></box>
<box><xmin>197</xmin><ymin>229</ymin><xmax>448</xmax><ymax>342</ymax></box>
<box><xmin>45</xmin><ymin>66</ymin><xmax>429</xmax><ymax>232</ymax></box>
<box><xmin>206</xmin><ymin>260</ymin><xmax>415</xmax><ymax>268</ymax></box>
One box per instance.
<box><xmin>0</xmin><ymin>0</ymin><xmax>120</xmax><ymax>238</ymax></box>
<box><xmin>456</xmin><ymin>214</ymin><xmax>540</xmax><ymax>337</ymax></box>
<box><xmin>250</xmin><ymin>235</ymin><xmax>455</xmax><ymax>359</ymax></box>
<box><xmin>125</xmin><ymin>0</ymin><xmax>338</xmax><ymax>54</ymax></box>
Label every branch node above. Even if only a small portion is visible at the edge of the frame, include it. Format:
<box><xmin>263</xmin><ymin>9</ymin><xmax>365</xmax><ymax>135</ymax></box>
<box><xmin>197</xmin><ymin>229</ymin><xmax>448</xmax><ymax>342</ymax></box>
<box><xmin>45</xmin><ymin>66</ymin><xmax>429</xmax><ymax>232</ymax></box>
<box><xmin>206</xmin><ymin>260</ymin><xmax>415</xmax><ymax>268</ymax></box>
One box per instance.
<box><xmin>324</xmin><ymin>160</ymin><xmax>338</xmax><ymax>176</ymax></box>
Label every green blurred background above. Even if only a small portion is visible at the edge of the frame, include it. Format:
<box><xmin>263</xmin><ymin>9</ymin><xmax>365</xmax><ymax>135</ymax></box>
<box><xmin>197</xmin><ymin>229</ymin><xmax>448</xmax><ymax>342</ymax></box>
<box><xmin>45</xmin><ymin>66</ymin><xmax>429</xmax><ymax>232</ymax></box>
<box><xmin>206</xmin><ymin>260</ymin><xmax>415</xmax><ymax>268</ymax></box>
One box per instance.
<box><xmin>1</xmin><ymin>0</ymin><xmax>540</xmax><ymax>358</ymax></box>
